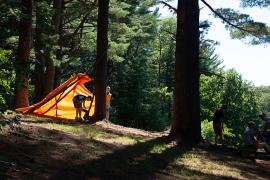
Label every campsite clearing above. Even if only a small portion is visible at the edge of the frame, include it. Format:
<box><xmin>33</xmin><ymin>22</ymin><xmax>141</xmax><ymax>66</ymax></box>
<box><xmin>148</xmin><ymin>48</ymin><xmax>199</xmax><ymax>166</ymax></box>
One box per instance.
<box><xmin>0</xmin><ymin>113</ymin><xmax>270</xmax><ymax>179</ymax></box>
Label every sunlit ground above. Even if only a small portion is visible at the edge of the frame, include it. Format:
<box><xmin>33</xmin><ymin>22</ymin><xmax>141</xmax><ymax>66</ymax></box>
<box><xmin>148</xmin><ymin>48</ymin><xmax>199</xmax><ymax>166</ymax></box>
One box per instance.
<box><xmin>0</xmin><ymin>112</ymin><xmax>269</xmax><ymax>179</ymax></box>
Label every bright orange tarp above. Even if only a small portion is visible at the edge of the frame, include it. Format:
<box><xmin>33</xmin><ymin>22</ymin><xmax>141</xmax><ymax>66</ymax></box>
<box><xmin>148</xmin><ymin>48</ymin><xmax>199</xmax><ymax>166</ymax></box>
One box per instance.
<box><xmin>16</xmin><ymin>73</ymin><xmax>95</xmax><ymax>120</ymax></box>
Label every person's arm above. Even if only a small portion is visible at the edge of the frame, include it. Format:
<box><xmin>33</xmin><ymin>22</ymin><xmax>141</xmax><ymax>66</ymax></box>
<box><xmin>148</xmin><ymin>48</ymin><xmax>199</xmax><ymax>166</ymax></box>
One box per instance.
<box><xmin>251</xmin><ymin>131</ymin><xmax>258</xmax><ymax>144</ymax></box>
<box><xmin>82</xmin><ymin>100</ymin><xmax>86</xmax><ymax>109</ymax></box>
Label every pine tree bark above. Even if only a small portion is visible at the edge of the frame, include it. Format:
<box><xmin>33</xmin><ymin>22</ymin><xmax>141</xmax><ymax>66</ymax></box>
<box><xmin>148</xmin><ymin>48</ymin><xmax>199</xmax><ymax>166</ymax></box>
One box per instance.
<box><xmin>53</xmin><ymin>0</ymin><xmax>63</xmax><ymax>89</ymax></box>
<box><xmin>94</xmin><ymin>0</ymin><xmax>109</xmax><ymax>121</ymax></box>
<box><xmin>14</xmin><ymin>0</ymin><xmax>33</xmax><ymax>108</ymax></box>
<box><xmin>43</xmin><ymin>56</ymin><xmax>55</xmax><ymax>97</ymax></box>
<box><xmin>34</xmin><ymin>1</ymin><xmax>46</xmax><ymax>102</ymax></box>
<box><xmin>42</xmin><ymin>0</ymin><xmax>64</xmax><ymax>96</ymax></box>
<box><xmin>170</xmin><ymin>0</ymin><xmax>201</xmax><ymax>143</ymax></box>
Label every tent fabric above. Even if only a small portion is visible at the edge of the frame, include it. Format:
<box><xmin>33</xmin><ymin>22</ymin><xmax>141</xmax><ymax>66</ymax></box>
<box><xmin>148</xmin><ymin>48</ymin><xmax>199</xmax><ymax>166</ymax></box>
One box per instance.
<box><xmin>16</xmin><ymin>73</ymin><xmax>95</xmax><ymax>120</ymax></box>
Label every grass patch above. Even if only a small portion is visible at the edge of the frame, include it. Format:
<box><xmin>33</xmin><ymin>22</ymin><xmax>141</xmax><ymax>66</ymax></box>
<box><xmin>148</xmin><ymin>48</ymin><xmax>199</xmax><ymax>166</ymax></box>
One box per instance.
<box><xmin>43</xmin><ymin>123</ymin><xmax>144</xmax><ymax>145</ymax></box>
<box><xmin>150</xmin><ymin>143</ymin><xmax>169</xmax><ymax>154</ymax></box>
<box><xmin>44</xmin><ymin>123</ymin><xmax>105</xmax><ymax>138</ymax></box>
<box><xmin>176</xmin><ymin>151</ymin><xmax>242</xmax><ymax>179</ymax></box>
<box><xmin>98</xmin><ymin>136</ymin><xmax>144</xmax><ymax>144</ymax></box>
<box><xmin>1</xmin><ymin>113</ymin><xmax>269</xmax><ymax>180</ymax></box>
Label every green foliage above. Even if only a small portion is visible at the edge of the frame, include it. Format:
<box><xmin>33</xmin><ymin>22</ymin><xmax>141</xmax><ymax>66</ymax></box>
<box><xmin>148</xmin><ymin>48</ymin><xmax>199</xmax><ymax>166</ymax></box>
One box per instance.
<box><xmin>241</xmin><ymin>0</ymin><xmax>270</xmax><ymax>8</ymax></box>
<box><xmin>201</xmin><ymin>120</ymin><xmax>215</xmax><ymax>141</ymax></box>
<box><xmin>0</xmin><ymin>112</ymin><xmax>21</xmax><ymax>131</ymax></box>
<box><xmin>200</xmin><ymin>44</ymin><xmax>223</xmax><ymax>76</ymax></box>
<box><xmin>215</xmin><ymin>8</ymin><xmax>270</xmax><ymax>45</ymax></box>
<box><xmin>109</xmin><ymin>1</ymin><xmax>167</xmax><ymax>131</ymax></box>
<box><xmin>0</xmin><ymin>0</ymin><xmax>262</xmax><ymax>142</ymax></box>
<box><xmin>0</xmin><ymin>49</ymin><xmax>12</xmax><ymax>61</ymax></box>
<box><xmin>222</xmin><ymin>70</ymin><xmax>259</xmax><ymax>144</ymax></box>
<box><xmin>201</xmin><ymin>120</ymin><xmax>235</xmax><ymax>142</ymax></box>
<box><xmin>35</xmin><ymin>0</ymin><xmax>60</xmax><ymax>66</ymax></box>
<box><xmin>200</xmin><ymin>69</ymin><xmax>259</xmax><ymax>145</ymax></box>
<box><xmin>254</xmin><ymin>86</ymin><xmax>270</xmax><ymax>115</ymax></box>
<box><xmin>200</xmin><ymin>74</ymin><xmax>224</xmax><ymax>122</ymax></box>
<box><xmin>0</xmin><ymin>0</ymin><xmax>20</xmax><ymax>43</ymax></box>
<box><xmin>0</xmin><ymin>49</ymin><xmax>14</xmax><ymax>111</ymax></box>
<box><xmin>0</xmin><ymin>95</ymin><xmax>7</xmax><ymax>112</ymax></box>
<box><xmin>141</xmin><ymin>87</ymin><xmax>172</xmax><ymax>131</ymax></box>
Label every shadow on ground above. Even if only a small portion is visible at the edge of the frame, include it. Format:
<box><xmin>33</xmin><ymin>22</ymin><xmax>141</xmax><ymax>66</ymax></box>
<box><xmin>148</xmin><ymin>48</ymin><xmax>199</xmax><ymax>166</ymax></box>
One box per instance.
<box><xmin>204</xmin><ymin>146</ymin><xmax>270</xmax><ymax>179</ymax></box>
<box><xmin>50</xmin><ymin>136</ymin><xmax>236</xmax><ymax>180</ymax></box>
<box><xmin>1</xmin><ymin>118</ymin><xmax>270</xmax><ymax>179</ymax></box>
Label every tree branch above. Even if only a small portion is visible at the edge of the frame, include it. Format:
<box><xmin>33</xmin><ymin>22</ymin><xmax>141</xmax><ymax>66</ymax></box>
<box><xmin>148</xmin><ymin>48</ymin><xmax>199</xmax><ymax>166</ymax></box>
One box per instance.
<box><xmin>64</xmin><ymin>0</ymin><xmax>74</xmax><ymax>5</ymax></box>
<box><xmin>160</xmin><ymin>1</ymin><xmax>177</xmax><ymax>13</ymax></box>
<box><xmin>200</xmin><ymin>69</ymin><xmax>224</xmax><ymax>78</ymax></box>
<box><xmin>72</xmin><ymin>13</ymin><xmax>91</xmax><ymax>36</ymax></box>
<box><xmin>201</xmin><ymin>0</ymin><xmax>253</xmax><ymax>33</ymax></box>
<box><xmin>162</xmin><ymin>29</ymin><xmax>176</xmax><ymax>40</ymax></box>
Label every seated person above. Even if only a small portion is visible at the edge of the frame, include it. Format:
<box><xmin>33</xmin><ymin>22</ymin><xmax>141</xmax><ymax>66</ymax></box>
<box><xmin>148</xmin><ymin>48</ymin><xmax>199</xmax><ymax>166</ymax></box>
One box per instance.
<box><xmin>258</xmin><ymin>113</ymin><xmax>270</xmax><ymax>141</ymax></box>
<box><xmin>243</xmin><ymin>121</ymin><xmax>270</xmax><ymax>154</ymax></box>
<box><xmin>73</xmin><ymin>94</ymin><xmax>91</xmax><ymax>121</ymax></box>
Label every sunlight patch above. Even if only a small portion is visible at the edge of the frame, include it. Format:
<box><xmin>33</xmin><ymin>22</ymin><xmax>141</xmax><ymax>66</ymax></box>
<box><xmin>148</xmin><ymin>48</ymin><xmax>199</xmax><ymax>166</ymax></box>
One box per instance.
<box><xmin>176</xmin><ymin>153</ymin><xmax>242</xmax><ymax>179</ymax></box>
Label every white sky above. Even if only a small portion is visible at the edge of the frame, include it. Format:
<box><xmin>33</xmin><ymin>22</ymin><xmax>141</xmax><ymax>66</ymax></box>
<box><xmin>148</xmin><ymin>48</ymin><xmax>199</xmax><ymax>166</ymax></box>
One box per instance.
<box><xmin>158</xmin><ymin>0</ymin><xmax>270</xmax><ymax>86</ymax></box>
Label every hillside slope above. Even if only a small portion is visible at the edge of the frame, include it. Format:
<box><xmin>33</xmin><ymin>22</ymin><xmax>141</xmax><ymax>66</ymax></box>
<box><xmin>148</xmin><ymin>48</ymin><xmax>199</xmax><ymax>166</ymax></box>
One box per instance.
<box><xmin>0</xmin><ymin>113</ymin><xmax>270</xmax><ymax>179</ymax></box>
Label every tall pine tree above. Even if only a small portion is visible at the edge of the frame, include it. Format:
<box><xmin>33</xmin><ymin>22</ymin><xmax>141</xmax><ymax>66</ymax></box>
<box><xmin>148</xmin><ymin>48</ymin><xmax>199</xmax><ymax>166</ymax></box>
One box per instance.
<box><xmin>14</xmin><ymin>0</ymin><xmax>33</xmax><ymax>108</ymax></box>
<box><xmin>94</xmin><ymin>0</ymin><xmax>110</xmax><ymax>121</ymax></box>
<box><xmin>170</xmin><ymin>0</ymin><xmax>201</xmax><ymax>143</ymax></box>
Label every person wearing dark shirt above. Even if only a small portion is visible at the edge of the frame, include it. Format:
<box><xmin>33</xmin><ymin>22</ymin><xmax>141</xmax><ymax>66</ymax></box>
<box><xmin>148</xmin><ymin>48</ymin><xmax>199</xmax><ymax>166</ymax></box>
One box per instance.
<box><xmin>243</xmin><ymin>121</ymin><xmax>270</xmax><ymax>154</ymax></box>
<box><xmin>73</xmin><ymin>95</ymin><xmax>91</xmax><ymax>121</ymax></box>
<box><xmin>213</xmin><ymin>105</ymin><xmax>226</xmax><ymax>145</ymax></box>
<box><xmin>258</xmin><ymin>113</ymin><xmax>270</xmax><ymax>147</ymax></box>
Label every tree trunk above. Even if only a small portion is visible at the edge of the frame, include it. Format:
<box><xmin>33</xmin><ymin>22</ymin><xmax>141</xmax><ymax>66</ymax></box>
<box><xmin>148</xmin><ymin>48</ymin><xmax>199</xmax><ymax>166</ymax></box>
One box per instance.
<box><xmin>54</xmin><ymin>67</ymin><xmax>62</xmax><ymax>88</ymax></box>
<box><xmin>42</xmin><ymin>0</ymin><xmax>64</xmax><ymax>96</ymax></box>
<box><xmin>94</xmin><ymin>0</ymin><xmax>109</xmax><ymax>121</ymax></box>
<box><xmin>170</xmin><ymin>0</ymin><xmax>201</xmax><ymax>143</ymax></box>
<box><xmin>34</xmin><ymin>0</ymin><xmax>63</xmax><ymax>100</ymax></box>
<box><xmin>52</xmin><ymin>0</ymin><xmax>62</xmax><ymax>33</ymax></box>
<box><xmin>43</xmin><ymin>57</ymin><xmax>55</xmax><ymax>96</ymax></box>
<box><xmin>34</xmin><ymin>1</ymin><xmax>46</xmax><ymax>102</ymax></box>
<box><xmin>14</xmin><ymin>0</ymin><xmax>33</xmax><ymax>108</ymax></box>
<box><xmin>53</xmin><ymin>0</ymin><xmax>63</xmax><ymax>89</ymax></box>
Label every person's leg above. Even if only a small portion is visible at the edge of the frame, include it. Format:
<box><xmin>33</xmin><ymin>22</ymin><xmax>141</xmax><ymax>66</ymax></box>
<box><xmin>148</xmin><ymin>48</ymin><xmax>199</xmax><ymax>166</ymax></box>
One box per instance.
<box><xmin>263</xmin><ymin>146</ymin><xmax>270</xmax><ymax>154</ymax></box>
<box><xmin>260</xmin><ymin>142</ymin><xmax>270</xmax><ymax>154</ymax></box>
<box><xmin>78</xmin><ymin>108</ymin><xmax>82</xmax><ymax>120</ymax></box>
<box><xmin>220</xmin><ymin>133</ymin><xmax>224</xmax><ymax>145</ymax></box>
<box><xmin>106</xmin><ymin>107</ymin><xmax>109</xmax><ymax>120</ymax></box>
<box><xmin>214</xmin><ymin>123</ymin><xmax>221</xmax><ymax>145</ymax></box>
<box><xmin>75</xmin><ymin>108</ymin><xmax>79</xmax><ymax>120</ymax></box>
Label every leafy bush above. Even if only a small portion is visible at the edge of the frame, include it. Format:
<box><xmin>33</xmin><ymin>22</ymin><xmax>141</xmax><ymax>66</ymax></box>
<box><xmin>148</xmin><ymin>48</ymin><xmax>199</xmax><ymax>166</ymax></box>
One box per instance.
<box><xmin>0</xmin><ymin>49</ymin><xmax>14</xmax><ymax>110</ymax></box>
<box><xmin>0</xmin><ymin>112</ymin><xmax>21</xmax><ymax>131</ymax></box>
<box><xmin>200</xmin><ymin>69</ymin><xmax>259</xmax><ymax>145</ymax></box>
<box><xmin>0</xmin><ymin>94</ymin><xmax>8</xmax><ymax>112</ymax></box>
<box><xmin>201</xmin><ymin>120</ymin><xmax>215</xmax><ymax>142</ymax></box>
<box><xmin>201</xmin><ymin>120</ymin><xmax>235</xmax><ymax>144</ymax></box>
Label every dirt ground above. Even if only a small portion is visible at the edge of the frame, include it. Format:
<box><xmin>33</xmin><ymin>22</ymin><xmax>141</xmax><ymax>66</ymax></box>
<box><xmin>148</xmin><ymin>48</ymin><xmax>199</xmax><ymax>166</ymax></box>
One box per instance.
<box><xmin>0</xmin><ymin>114</ymin><xmax>270</xmax><ymax>179</ymax></box>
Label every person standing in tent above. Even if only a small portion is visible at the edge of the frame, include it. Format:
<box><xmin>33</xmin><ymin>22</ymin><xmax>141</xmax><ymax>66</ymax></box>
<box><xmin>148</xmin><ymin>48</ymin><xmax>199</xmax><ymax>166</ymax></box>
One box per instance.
<box><xmin>106</xmin><ymin>86</ymin><xmax>112</xmax><ymax>121</ymax></box>
<box><xmin>213</xmin><ymin>105</ymin><xmax>226</xmax><ymax>145</ymax></box>
<box><xmin>73</xmin><ymin>95</ymin><xmax>91</xmax><ymax>121</ymax></box>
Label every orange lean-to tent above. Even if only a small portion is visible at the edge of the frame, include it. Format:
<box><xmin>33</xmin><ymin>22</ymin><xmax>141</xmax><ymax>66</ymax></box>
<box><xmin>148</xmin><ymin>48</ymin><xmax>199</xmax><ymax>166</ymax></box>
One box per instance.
<box><xmin>16</xmin><ymin>73</ymin><xmax>95</xmax><ymax>120</ymax></box>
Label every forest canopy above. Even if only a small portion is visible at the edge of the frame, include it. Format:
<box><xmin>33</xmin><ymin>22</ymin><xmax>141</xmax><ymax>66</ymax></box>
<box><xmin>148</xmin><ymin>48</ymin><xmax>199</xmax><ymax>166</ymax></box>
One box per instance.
<box><xmin>0</xmin><ymin>0</ymin><xmax>269</xmax><ymax>145</ymax></box>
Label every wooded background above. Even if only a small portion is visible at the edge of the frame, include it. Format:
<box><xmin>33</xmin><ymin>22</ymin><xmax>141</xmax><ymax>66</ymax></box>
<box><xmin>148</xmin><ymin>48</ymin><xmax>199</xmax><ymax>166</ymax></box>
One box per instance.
<box><xmin>0</xmin><ymin>0</ymin><xmax>270</xmax><ymax>145</ymax></box>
